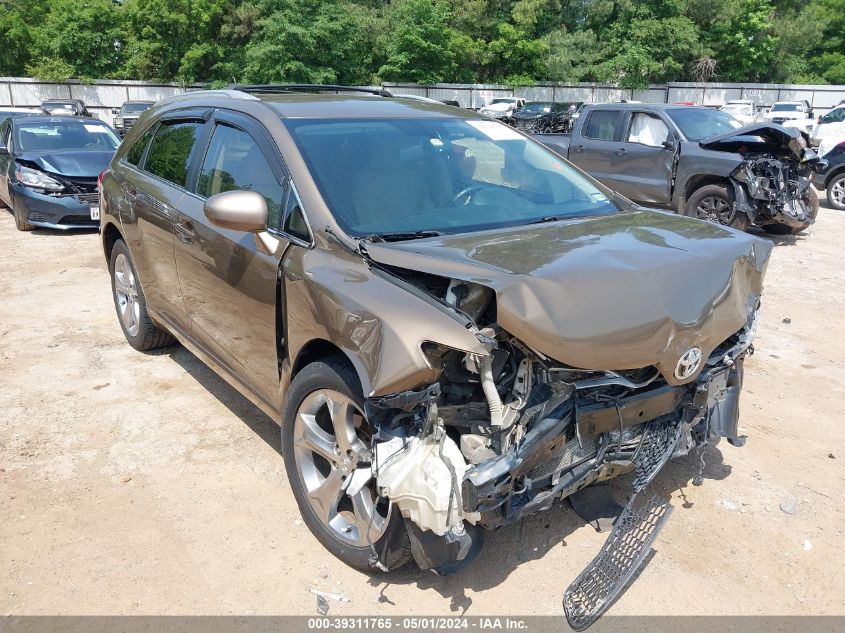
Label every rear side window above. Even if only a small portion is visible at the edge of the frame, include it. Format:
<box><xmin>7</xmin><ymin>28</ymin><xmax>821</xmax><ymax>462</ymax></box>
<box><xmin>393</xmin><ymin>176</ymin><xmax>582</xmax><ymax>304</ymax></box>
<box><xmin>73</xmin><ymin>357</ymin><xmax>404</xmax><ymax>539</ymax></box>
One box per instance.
<box><xmin>583</xmin><ymin>110</ymin><xmax>620</xmax><ymax>141</ymax></box>
<box><xmin>145</xmin><ymin>120</ymin><xmax>204</xmax><ymax>188</ymax></box>
<box><xmin>126</xmin><ymin>127</ymin><xmax>154</xmax><ymax>166</ymax></box>
<box><xmin>197</xmin><ymin>124</ymin><xmax>286</xmax><ymax>229</ymax></box>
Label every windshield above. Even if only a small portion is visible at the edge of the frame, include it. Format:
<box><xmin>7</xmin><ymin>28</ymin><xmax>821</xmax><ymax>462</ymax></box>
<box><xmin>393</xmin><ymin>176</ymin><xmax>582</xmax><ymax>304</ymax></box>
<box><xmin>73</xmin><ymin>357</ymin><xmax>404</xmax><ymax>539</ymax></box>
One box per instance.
<box><xmin>43</xmin><ymin>102</ymin><xmax>75</xmax><ymax>110</ymax></box>
<box><xmin>489</xmin><ymin>99</ymin><xmax>516</xmax><ymax>105</ymax></box>
<box><xmin>771</xmin><ymin>103</ymin><xmax>801</xmax><ymax>112</ymax></box>
<box><xmin>286</xmin><ymin>118</ymin><xmax>618</xmax><ymax>237</ymax></box>
<box><xmin>520</xmin><ymin>103</ymin><xmax>552</xmax><ymax>114</ymax></box>
<box><xmin>121</xmin><ymin>103</ymin><xmax>151</xmax><ymax>114</ymax></box>
<box><xmin>666</xmin><ymin>108</ymin><xmax>742</xmax><ymax>141</ymax></box>
<box><xmin>14</xmin><ymin>121</ymin><xmax>120</xmax><ymax>152</ymax></box>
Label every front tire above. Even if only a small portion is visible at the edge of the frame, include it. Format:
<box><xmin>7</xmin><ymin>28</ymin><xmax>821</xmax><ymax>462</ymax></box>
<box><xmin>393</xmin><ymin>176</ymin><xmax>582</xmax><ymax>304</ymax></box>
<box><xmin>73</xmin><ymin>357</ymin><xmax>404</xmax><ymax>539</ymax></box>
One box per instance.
<box><xmin>685</xmin><ymin>184</ymin><xmax>750</xmax><ymax>231</ymax></box>
<box><xmin>281</xmin><ymin>358</ymin><xmax>411</xmax><ymax>572</ymax></box>
<box><xmin>109</xmin><ymin>239</ymin><xmax>174</xmax><ymax>350</ymax></box>
<box><xmin>826</xmin><ymin>173</ymin><xmax>845</xmax><ymax>211</ymax></box>
<box><xmin>12</xmin><ymin>202</ymin><xmax>34</xmax><ymax>232</ymax></box>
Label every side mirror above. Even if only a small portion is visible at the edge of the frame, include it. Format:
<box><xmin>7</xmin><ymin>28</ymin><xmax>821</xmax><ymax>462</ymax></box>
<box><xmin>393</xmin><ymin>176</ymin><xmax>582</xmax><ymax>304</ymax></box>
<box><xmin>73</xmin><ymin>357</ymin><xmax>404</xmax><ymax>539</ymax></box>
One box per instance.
<box><xmin>204</xmin><ymin>190</ymin><xmax>268</xmax><ymax>232</ymax></box>
<box><xmin>662</xmin><ymin>139</ymin><xmax>677</xmax><ymax>150</ymax></box>
<box><xmin>111</xmin><ymin>108</ymin><xmax>120</xmax><ymax>115</ymax></box>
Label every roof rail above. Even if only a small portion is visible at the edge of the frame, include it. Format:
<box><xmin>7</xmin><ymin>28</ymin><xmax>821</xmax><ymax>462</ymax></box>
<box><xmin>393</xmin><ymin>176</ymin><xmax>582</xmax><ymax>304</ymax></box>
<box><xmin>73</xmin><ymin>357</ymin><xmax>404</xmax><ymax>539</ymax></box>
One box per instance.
<box><xmin>228</xmin><ymin>84</ymin><xmax>394</xmax><ymax>98</ymax></box>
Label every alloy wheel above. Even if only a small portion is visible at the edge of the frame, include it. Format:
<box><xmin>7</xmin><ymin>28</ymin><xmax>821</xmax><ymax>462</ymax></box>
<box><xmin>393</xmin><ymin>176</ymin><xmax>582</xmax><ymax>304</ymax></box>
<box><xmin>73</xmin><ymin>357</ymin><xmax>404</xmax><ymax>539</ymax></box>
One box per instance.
<box><xmin>696</xmin><ymin>196</ymin><xmax>733</xmax><ymax>224</ymax></box>
<box><xmin>831</xmin><ymin>179</ymin><xmax>845</xmax><ymax>209</ymax></box>
<box><xmin>113</xmin><ymin>253</ymin><xmax>140</xmax><ymax>337</ymax></box>
<box><xmin>292</xmin><ymin>389</ymin><xmax>389</xmax><ymax>547</ymax></box>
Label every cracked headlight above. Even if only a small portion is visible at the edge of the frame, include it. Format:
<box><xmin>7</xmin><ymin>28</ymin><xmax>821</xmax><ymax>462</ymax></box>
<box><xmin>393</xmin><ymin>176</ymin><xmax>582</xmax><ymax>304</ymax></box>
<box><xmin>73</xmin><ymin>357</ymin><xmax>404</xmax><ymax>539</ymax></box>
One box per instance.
<box><xmin>15</xmin><ymin>165</ymin><xmax>65</xmax><ymax>192</ymax></box>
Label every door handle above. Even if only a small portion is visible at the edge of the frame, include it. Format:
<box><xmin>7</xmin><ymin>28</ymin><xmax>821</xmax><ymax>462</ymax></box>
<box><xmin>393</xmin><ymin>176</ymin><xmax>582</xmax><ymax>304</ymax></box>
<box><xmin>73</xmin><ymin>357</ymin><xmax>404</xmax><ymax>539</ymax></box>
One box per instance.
<box><xmin>175</xmin><ymin>220</ymin><xmax>196</xmax><ymax>244</ymax></box>
<box><xmin>615</xmin><ymin>148</ymin><xmax>628</xmax><ymax>156</ymax></box>
<box><xmin>572</xmin><ymin>144</ymin><xmax>584</xmax><ymax>153</ymax></box>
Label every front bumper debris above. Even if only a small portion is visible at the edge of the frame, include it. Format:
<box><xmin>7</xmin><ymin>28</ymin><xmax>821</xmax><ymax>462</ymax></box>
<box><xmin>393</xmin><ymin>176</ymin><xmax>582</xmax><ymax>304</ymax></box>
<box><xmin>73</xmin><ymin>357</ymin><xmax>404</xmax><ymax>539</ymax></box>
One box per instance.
<box><xmin>563</xmin><ymin>494</ymin><xmax>674</xmax><ymax>630</ymax></box>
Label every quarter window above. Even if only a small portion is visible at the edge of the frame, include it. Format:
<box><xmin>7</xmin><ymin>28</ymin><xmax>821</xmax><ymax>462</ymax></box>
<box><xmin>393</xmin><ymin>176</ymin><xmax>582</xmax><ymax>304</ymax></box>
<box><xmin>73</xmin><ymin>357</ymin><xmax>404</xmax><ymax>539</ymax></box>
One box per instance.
<box><xmin>197</xmin><ymin>124</ymin><xmax>285</xmax><ymax>229</ymax></box>
<box><xmin>283</xmin><ymin>187</ymin><xmax>310</xmax><ymax>242</ymax></box>
<box><xmin>126</xmin><ymin>127</ymin><xmax>154</xmax><ymax>166</ymax></box>
<box><xmin>145</xmin><ymin>120</ymin><xmax>204</xmax><ymax>188</ymax></box>
<box><xmin>582</xmin><ymin>110</ymin><xmax>620</xmax><ymax>141</ymax></box>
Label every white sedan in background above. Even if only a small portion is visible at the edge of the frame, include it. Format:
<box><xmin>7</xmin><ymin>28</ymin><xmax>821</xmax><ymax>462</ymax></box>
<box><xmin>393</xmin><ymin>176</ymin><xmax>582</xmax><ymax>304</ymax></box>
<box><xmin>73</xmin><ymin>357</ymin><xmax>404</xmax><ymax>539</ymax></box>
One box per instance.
<box><xmin>720</xmin><ymin>100</ymin><xmax>758</xmax><ymax>125</ymax></box>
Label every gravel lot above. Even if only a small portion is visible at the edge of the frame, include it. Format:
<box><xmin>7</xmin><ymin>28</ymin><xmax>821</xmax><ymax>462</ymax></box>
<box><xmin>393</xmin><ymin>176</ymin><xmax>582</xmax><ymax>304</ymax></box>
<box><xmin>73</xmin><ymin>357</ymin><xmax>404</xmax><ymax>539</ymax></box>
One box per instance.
<box><xmin>1</xmin><ymin>200</ymin><xmax>843</xmax><ymax>617</ymax></box>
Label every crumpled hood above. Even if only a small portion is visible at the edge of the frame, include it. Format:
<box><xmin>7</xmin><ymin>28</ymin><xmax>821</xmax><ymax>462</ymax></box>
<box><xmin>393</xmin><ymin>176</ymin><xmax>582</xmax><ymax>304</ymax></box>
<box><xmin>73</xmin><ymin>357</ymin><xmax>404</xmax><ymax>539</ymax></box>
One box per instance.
<box><xmin>18</xmin><ymin>150</ymin><xmax>114</xmax><ymax>178</ymax></box>
<box><xmin>700</xmin><ymin>123</ymin><xmax>813</xmax><ymax>161</ymax></box>
<box><xmin>365</xmin><ymin>210</ymin><xmax>772</xmax><ymax>385</ymax></box>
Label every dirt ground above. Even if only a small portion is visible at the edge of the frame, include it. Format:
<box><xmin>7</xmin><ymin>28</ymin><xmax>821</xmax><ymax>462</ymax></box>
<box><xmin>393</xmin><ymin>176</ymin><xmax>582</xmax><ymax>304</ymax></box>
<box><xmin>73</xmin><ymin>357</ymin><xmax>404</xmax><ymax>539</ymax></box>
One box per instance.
<box><xmin>1</xmin><ymin>199</ymin><xmax>843</xmax><ymax>618</ymax></box>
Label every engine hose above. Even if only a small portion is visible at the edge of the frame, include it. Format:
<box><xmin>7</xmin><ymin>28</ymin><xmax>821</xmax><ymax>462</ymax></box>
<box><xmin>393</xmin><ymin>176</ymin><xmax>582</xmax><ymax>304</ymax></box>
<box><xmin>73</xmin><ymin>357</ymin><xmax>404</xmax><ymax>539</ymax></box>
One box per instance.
<box><xmin>479</xmin><ymin>354</ymin><xmax>503</xmax><ymax>426</ymax></box>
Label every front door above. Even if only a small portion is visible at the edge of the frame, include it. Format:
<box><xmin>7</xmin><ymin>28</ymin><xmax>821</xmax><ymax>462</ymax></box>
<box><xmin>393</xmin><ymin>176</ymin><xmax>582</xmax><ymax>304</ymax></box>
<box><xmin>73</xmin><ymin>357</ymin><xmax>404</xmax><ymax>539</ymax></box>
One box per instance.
<box><xmin>0</xmin><ymin>121</ymin><xmax>12</xmax><ymax>205</ymax></box>
<box><xmin>613</xmin><ymin>111</ymin><xmax>675</xmax><ymax>205</ymax></box>
<box><xmin>174</xmin><ymin>112</ymin><xmax>290</xmax><ymax>408</ymax></box>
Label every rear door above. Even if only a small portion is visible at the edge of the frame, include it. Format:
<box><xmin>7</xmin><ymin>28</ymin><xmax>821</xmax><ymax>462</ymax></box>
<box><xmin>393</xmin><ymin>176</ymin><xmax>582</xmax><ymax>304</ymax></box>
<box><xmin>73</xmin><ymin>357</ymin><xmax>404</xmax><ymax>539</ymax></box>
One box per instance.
<box><xmin>118</xmin><ymin>110</ymin><xmax>210</xmax><ymax>333</ymax></box>
<box><xmin>569</xmin><ymin>108</ymin><xmax>626</xmax><ymax>191</ymax></box>
<box><xmin>613</xmin><ymin>110</ymin><xmax>675</xmax><ymax>205</ymax></box>
<box><xmin>174</xmin><ymin>110</ymin><xmax>295</xmax><ymax>408</ymax></box>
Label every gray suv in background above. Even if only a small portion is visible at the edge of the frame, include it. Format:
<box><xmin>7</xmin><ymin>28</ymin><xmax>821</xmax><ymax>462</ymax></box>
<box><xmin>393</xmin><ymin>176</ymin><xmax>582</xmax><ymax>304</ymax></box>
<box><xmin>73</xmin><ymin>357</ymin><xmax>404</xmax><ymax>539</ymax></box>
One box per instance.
<box><xmin>111</xmin><ymin>101</ymin><xmax>154</xmax><ymax>137</ymax></box>
<box><xmin>99</xmin><ymin>86</ymin><xmax>771</xmax><ymax>629</ymax></box>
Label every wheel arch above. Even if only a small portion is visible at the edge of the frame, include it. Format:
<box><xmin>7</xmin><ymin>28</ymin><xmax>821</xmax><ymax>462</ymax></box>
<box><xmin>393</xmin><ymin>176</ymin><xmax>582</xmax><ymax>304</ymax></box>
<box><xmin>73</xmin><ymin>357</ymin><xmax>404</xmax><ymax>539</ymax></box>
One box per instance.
<box><xmin>101</xmin><ymin>220</ymin><xmax>124</xmax><ymax>264</ymax></box>
<box><xmin>290</xmin><ymin>338</ymin><xmax>366</xmax><ymax>395</ymax></box>
<box><xmin>685</xmin><ymin>174</ymin><xmax>733</xmax><ymax>202</ymax></box>
<box><xmin>824</xmin><ymin>166</ymin><xmax>845</xmax><ymax>189</ymax></box>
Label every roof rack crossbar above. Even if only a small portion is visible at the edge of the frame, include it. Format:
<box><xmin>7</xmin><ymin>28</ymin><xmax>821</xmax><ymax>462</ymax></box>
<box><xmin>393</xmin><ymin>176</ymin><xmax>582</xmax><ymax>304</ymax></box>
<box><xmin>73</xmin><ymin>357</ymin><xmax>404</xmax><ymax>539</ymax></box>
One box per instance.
<box><xmin>228</xmin><ymin>84</ymin><xmax>394</xmax><ymax>97</ymax></box>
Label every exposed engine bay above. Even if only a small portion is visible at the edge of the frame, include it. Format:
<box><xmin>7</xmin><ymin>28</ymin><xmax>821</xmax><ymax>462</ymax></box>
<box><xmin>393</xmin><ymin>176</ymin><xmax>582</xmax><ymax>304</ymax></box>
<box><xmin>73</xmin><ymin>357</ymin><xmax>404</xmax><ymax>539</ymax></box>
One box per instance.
<box><xmin>703</xmin><ymin>124</ymin><xmax>823</xmax><ymax>230</ymax></box>
<box><xmin>361</xmin><ymin>272</ymin><xmax>756</xmax><ymax>575</ymax></box>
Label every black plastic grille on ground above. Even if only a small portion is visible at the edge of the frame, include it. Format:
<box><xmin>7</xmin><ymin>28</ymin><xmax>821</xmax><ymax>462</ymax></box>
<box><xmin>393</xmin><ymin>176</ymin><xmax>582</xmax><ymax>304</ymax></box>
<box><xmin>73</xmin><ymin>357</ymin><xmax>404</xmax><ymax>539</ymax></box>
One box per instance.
<box><xmin>631</xmin><ymin>415</ymin><xmax>683</xmax><ymax>492</ymax></box>
<box><xmin>563</xmin><ymin>494</ymin><xmax>674</xmax><ymax>631</ymax></box>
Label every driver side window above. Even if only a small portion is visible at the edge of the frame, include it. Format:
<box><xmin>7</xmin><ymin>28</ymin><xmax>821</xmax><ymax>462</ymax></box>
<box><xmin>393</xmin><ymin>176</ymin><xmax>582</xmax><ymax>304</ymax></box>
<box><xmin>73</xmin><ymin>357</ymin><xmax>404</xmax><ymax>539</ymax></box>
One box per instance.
<box><xmin>626</xmin><ymin>113</ymin><xmax>670</xmax><ymax>147</ymax></box>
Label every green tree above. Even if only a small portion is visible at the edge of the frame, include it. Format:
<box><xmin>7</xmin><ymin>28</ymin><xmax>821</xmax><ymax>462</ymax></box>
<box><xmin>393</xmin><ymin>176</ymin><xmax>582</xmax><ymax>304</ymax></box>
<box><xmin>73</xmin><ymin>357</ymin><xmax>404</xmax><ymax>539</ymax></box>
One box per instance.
<box><xmin>244</xmin><ymin>0</ymin><xmax>376</xmax><ymax>84</ymax></box>
<box><xmin>543</xmin><ymin>28</ymin><xmax>601</xmax><ymax>82</ymax></box>
<box><xmin>26</xmin><ymin>0</ymin><xmax>123</xmax><ymax>79</ymax></box>
<box><xmin>707</xmin><ymin>0</ymin><xmax>777</xmax><ymax>81</ymax></box>
<box><xmin>377</xmin><ymin>0</ymin><xmax>461</xmax><ymax>84</ymax></box>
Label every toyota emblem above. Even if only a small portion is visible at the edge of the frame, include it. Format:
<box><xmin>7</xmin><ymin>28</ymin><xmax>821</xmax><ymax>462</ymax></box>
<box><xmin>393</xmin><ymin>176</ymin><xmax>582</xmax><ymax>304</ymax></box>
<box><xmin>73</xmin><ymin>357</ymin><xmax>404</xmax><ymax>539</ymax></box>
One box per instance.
<box><xmin>674</xmin><ymin>347</ymin><xmax>702</xmax><ymax>380</ymax></box>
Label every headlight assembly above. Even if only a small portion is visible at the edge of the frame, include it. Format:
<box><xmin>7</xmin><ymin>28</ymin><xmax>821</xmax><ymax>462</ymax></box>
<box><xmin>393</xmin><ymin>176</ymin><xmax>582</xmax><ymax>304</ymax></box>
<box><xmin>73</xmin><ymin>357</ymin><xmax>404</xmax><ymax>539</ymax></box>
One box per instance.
<box><xmin>15</xmin><ymin>165</ymin><xmax>65</xmax><ymax>193</ymax></box>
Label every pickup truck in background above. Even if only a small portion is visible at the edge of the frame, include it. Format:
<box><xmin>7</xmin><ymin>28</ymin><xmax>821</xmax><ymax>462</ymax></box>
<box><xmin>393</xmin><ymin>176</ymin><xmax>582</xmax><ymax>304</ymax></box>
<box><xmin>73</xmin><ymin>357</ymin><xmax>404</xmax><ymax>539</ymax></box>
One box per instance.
<box><xmin>763</xmin><ymin>100</ymin><xmax>816</xmax><ymax>134</ymax></box>
<box><xmin>535</xmin><ymin>103</ymin><xmax>820</xmax><ymax>235</ymax></box>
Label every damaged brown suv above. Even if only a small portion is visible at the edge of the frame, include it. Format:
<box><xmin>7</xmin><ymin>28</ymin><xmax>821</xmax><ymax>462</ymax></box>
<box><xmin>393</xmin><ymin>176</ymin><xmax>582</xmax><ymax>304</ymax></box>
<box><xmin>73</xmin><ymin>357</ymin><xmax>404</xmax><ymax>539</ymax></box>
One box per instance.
<box><xmin>100</xmin><ymin>86</ymin><xmax>772</xmax><ymax>626</ymax></box>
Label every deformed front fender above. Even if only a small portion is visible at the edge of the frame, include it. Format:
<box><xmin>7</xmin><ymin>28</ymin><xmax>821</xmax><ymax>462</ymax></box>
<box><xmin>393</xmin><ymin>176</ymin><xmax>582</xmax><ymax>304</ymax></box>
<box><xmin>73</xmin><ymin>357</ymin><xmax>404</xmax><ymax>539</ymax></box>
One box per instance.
<box><xmin>283</xmin><ymin>245</ymin><xmax>487</xmax><ymax>398</ymax></box>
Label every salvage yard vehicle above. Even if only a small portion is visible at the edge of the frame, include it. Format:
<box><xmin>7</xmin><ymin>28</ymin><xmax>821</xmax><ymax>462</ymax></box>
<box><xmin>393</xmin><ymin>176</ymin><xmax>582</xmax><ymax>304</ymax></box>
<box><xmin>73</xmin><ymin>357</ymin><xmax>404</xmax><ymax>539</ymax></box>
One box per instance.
<box><xmin>111</xmin><ymin>101</ymin><xmax>154</xmax><ymax>137</ymax></box>
<box><xmin>810</xmin><ymin>104</ymin><xmax>845</xmax><ymax>149</ymax></box>
<box><xmin>0</xmin><ymin>115</ymin><xmax>119</xmax><ymax>230</ymax></box>
<box><xmin>762</xmin><ymin>100</ymin><xmax>816</xmax><ymax>134</ymax></box>
<box><xmin>513</xmin><ymin>101</ymin><xmax>576</xmax><ymax>133</ymax></box>
<box><xmin>478</xmin><ymin>97</ymin><xmax>526</xmax><ymax>124</ymax></box>
<box><xmin>535</xmin><ymin>103</ymin><xmax>820</xmax><ymax>235</ymax></box>
<box><xmin>814</xmin><ymin>140</ymin><xmax>845</xmax><ymax>210</ymax></box>
<box><xmin>100</xmin><ymin>86</ymin><xmax>772</xmax><ymax>629</ymax></box>
<box><xmin>720</xmin><ymin>99</ymin><xmax>758</xmax><ymax>126</ymax></box>
<box><xmin>40</xmin><ymin>99</ymin><xmax>91</xmax><ymax>117</ymax></box>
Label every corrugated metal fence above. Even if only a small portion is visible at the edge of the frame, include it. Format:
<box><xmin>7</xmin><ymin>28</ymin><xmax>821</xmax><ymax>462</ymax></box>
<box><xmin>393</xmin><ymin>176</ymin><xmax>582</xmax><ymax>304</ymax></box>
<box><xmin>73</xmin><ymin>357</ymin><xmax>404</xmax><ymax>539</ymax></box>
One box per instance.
<box><xmin>385</xmin><ymin>81</ymin><xmax>845</xmax><ymax>115</ymax></box>
<box><xmin>3</xmin><ymin>77</ymin><xmax>845</xmax><ymax>124</ymax></box>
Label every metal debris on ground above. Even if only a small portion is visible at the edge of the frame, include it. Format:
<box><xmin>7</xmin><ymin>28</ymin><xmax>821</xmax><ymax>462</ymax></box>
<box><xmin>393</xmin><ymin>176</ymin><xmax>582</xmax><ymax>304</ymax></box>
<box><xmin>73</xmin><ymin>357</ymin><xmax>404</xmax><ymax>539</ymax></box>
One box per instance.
<box><xmin>309</xmin><ymin>588</ymin><xmax>351</xmax><ymax>615</ymax></box>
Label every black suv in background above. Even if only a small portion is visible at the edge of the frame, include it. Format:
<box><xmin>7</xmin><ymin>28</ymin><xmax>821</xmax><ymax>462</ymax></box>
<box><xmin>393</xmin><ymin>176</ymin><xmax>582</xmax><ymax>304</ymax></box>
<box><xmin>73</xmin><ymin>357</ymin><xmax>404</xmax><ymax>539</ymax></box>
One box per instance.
<box><xmin>40</xmin><ymin>99</ymin><xmax>91</xmax><ymax>117</ymax></box>
<box><xmin>513</xmin><ymin>101</ymin><xmax>580</xmax><ymax>133</ymax></box>
<box><xmin>111</xmin><ymin>101</ymin><xmax>154</xmax><ymax>137</ymax></box>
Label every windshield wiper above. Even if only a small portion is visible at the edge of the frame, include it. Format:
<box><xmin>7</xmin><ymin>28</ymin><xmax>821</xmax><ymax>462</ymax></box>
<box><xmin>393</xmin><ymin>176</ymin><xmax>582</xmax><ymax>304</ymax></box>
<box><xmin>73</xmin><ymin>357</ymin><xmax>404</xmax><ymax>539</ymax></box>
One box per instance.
<box><xmin>528</xmin><ymin>215</ymin><xmax>566</xmax><ymax>225</ymax></box>
<box><xmin>361</xmin><ymin>230</ymin><xmax>443</xmax><ymax>243</ymax></box>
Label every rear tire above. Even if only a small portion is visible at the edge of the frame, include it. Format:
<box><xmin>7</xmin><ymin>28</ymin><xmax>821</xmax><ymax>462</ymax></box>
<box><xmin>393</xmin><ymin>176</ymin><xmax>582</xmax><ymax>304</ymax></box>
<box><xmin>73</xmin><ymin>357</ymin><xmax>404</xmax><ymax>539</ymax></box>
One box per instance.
<box><xmin>12</xmin><ymin>202</ymin><xmax>34</xmax><ymax>232</ymax></box>
<box><xmin>281</xmin><ymin>358</ymin><xmax>412</xmax><ymax>572</ymax></box>
<box><xmin>109</xmin><ymin>239</ymin><xmax>174</xmax><ymax>351</ymax></box>
<box><xmin>685</xmin><ymin>184</ymin><xmax>750</xmax><ymax>231</ymax></box>
<box><xmin>762</xmin><ymin>187</ymin><xmax>820</xmax><ymax>235</ymax></box>
<box><xmin>826</xmin><ymin>173</ymin><xmax>845</xmax><ymax>211</ymax></box>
